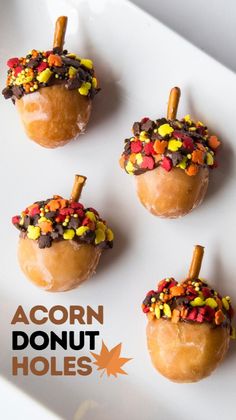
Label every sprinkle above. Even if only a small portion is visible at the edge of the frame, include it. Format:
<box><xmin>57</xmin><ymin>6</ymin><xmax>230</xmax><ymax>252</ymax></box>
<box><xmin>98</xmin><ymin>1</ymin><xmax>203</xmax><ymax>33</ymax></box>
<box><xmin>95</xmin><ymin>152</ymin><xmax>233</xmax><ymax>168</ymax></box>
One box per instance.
<box><xmin>177</xmin><ymin>156</ymin><xmax>188</xmax><ymax>169</ymax></box>
<box><xmin>184</xmin><ymin>114</ymin><xmax>192</xmax><ymax>124</ymax></box>
<box><xmin>141</xmin><ymin>156</ymin><xmax>155</xmax><ymax>170</ymax></box>
<box><xmin>185</xmin><ymin>163</ymin><xmax>199</xmax><ymax>176</ymax></box>
<box><xmin>85</xmin><ymin>211</ymin><xmax>97</xmax><ymax>222</ymax></box>
<box><xmin>222</xmin><ymin>297</ymin><xmax>230</xmax><ymax>311</ymax></box>
<box><xmin>76</xmin><ymin>226</ymin><xmax>89</xmax><ymax>236</ymax></box>
<box><xmin>131</xmin><ymin>140</ymin><xmax>142</xmax><ymax>153</ymax></box>
<box><xmin>36</xmin><ymin>68</ymin><xmax>53</xmax><ymax>83</ymax></box>
<box><xmin>205</xmin><ymin>298</ymin><xmax>218</xmax><ymax>309</ymax></box>
<box><xmin>153</xmin><ymin>140</ymin><xmax>168</xmax><ymax>154</ymax></box>
<box><xmin>190</xmin><ymin>297</ymin><xmax>205</xmax><ymax>307</ymax></box>
<box><xmin>95</xmin><ymin>228</ymin><xmax>106</xmax><ymax>244</ymax></box>
<box><xmin>158</xmin><ymin>124</ymin><xmax>174</xmax><ymax>137</ymax></box>
<box><xmin>215</xmin><ymin>310</ymin><xmax>225</xmax><ymax>325</ymax></box>
<box><xmin>155</xmin><ymin>305</ymin><xmax>161</xmax><ymax>319</ymax></box>
<box><xmin>68</xmin><ymin>66</ymin><xmax>77</xmax><ymax>77</ymax></box>
<box><xmin>168</xmin><ymin>139</ymin><xmax>182</xmax><ymax>152</ymax></box>
<box><xmin>27</xmin><ymin>225</ymin><xmax>41</xmax><ymax>240</ymax></box>
<box><xmin>80</xmin><ymin>58</ymin><xmax>93</xmax><ymax>69</ymax></box>
<box><xmin>206</xmin><ymin>152</ymin><xmax>214</xmax><ymax>165</ymax></box>
<box><xmin>163</xmin><ymin>303</ymin><xmax>171</xmax><ymax>318</ymax></box>
<box><xmin>78</xmin><ymin>82</ymin><xmax>91</xmax><ymax>96</ymax></box>
<box><xmin>208</xmin><ymin>135</ymin><xmax>220</xmax><ymax>150</ymax></box>
<box><xmin>161</xmin><ymin>156</ymin><xmax>172</xmax><ymax>172</ymax></box>
<box><xmin>126</xmin><ymin>160</ymin><xmax>134</xmax><ymax>174</ymax></box>
<box><xmin>92</xmin><ymin>77</ymin><xmax>98</xmax><ymax>88</ymax></box>
<box><xmin>151</xmin><ymin>297</ymin><xmax>156</xmax><ymax>303</ymax></box>
<box><xmin>63</xmin><ymin>229</ymin><xmax>75</xmax><ymax>240</ymax></box>
<box><xmin>106</xmin><ymin>228</ymin><xmax>114</xmax><ymax>241</ymax></box>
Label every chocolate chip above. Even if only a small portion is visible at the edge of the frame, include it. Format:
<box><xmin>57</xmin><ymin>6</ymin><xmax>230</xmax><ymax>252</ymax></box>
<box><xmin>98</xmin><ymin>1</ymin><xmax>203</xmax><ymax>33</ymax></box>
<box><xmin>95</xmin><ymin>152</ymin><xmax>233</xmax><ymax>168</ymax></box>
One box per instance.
<box><xmin>12</xmin><ymin>85</ymin><xmax>23</xmax><ymax>99</ymax></box>
<box><xmin>53</xmin><ymin>47</ymin><xmax>62</xmax><ymax>54</ymax></box>
<box><xmin>55</xmin><ymin>224</ymin><xmax>64</xmax><ymax>235</ymax></box>
<box><xmin>62</xmin><ymin>57</ymin><xmax>80</xmax><ymax>68</ymax></box>
<box><xmin>133</xmin><ymin>122</ymin><xmax>140</xmax><ymax>136</ymax></box>
<box><xmin>68</xmin><ymin>217</ymin><xmax>80</xmax><ymax>230</ymax></box>
<box><xmin>28</xmin><ymin>59</ymin><xmax>39</xmax><ymax>68</ymax></box>
<box><xmin>141</xmin><ymin>119</ymin><xmax>154</xmax><ymax>132</ymax></box>
<box><xmin>2</xmin><ymin>87</ymin><xmax>13</xmax><ymax>99</ymax></box>
<box><xmin>38</xmin><ymin>235</ymin><xmax>52</xmax><ymax>249</ymax></box>
<box><xmin>51</xmin><ymin>231</ymin><xmax>59</xmax><ymax>240</ymax></box>
<box><xmin>65</xmin><ymin>77</ymin><xmax>82</xmax><ymax>90</ymax></box>
<box><xmin>45</xmin><ymin>211</ymin><xmax>56</xmax><ymax>219</ymax></box>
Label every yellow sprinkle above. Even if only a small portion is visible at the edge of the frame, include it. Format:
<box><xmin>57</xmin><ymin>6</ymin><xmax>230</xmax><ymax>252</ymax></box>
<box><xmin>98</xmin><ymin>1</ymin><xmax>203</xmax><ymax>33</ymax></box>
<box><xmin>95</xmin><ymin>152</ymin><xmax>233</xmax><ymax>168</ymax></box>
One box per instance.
<box><xmin>136</xmin><ymin>153</ymin><xmax>143</xmax><ymax>165</ymax></box>
<box><xmin>159</xmin><ymin>305</ymin><xmax>164</xmax><ymax>310</ymax></box>
<box><xmin>184</xmin><ymin>114</ymin><xmax>192</xmax><ymax>124</ymax></box>
<box><xmin>66</xmin><ymin>53</ymin><xmax>76</xmax><ymax>58</ymax></box>
<box><xmin>95</xmin><ymin>228</ymin><xmax>106</xmax><ymax>245</ymax></box>
<box><xmin>230</xmin><ymin>327</ymin><xmax>236</xmax><ymax>339</ymax></box>
<box><xmin>76</xmin><ymin>226</ymin><xmax>89</xmax><ymax>236</ymax></box>
<box><xmin>27</xmin><ymin>225</ymin><xmax>40</xmax><ymax>240</ymax></box>
<box><xmin>62</xmin><ymin>222</ymin><xmax>68</xmax><ymax>227</ymax></box>
<box><xmin>222</xmin><ymin>297</ymin><xmax>230</xmax><ymax>311</ymax></box>
<box><xmin>73</xmin><ymin>214</ymin><xmax>78</xmax><ymax>218</ymax></box>
<box><xmin>168</xmin><ymin>139</ymin><xmax>182</xmax><ymax>152</ymax></box>
<box><xmin>63</xmin><ymin>229</ymin><xmax>75</xmax><ymax>240</ymax></box>
<box><xmin>159</xmin><ymin>293</ymin><xmax>164</xmax><ymax>301</ymax></box>
<box><xmin>36</xmin><ymin>68</ymin><xmax>53</xmax><ymax>83</ymax></box>
<box><xmin>38</xmin><ymin>217</ymin><xmax>47</xmax><ymax>223</ymax></box>
<box><xmin>68</xmin><ymin>66</ymin><xmax>77</xmax><ymax>77</ymax></box>
<box><xmin>197</xmin><ymin>121</ymin><xmax>203</xmax><ymax>126</ymax></box>
<box><xmin>150</xmin><ymin>307</ymin><xmax>154</xmax><ymax>312</ymax></box>
<box><xmin>163</xmin><ymin>303</ymin><xmax>171</xmax><ymax>318</ymax></box>
<box><xmin>80</xmin><ymin>58</ymin><xmax>93</xmax><ymax>69</ymax></box>
<box><xmin>205</xmin><ymin>298</ymin><xmax>218</xmax><ymax>309</ymax></box>
<box><xmin>106</xmin><ymin>228</ymin><xmax>114</xmax><ymax>242</ymax></box>
<box><xmin>96</xmin><ymin>221</ymin><xmax>106</xmax><ymax>231</ymax></box>
<box><xmin>151</xmin><ymin>297</ymin><xmax>156</xmax><ymax>303</ymax></box>
<box><xmin>158</xmin><ymin>124</ymin><xmax>174</xmax><ymax>137</ymax></box>
<box><xmin>39</xmin><ymin>212</ymin><xmax>45</xmax><ymax>217</ymax></box>
<box><xmin>190</xmin><ymin>297</ymin><xmax>205</xmax><ymax>307</ymax></box>
<box><xmin>155</xmin><ymin>305</ymin><xmax>161</xmax><ymax>319</ymax></box>
<box><xmin>126</xmin><ymin>160</ymin><xmax>134</xmax><ymax>174</ymax></box>
<box><xmin>206</xmin><ymin>152</ymin><xmax>214</xmax><ymax>165</ymax></box>
<box><xmin>86</xmin><ymin>211</ymin><xmax>97</xmax><ymax>222</ymax></box>
<box><xmin>139</xmin><ymin>131</ymin><xmax>149</xmax><ymax>142</ymax></box>
<box><xmin>177</xmin><ymin>156</ymin><xmax>188</xmax><ymax>169</ymax></box>
<box><xmin>78</xmin><ymin>82</ymin><xmax>91</xmax><ymax>96</ymax></box>
<box><xmin>92</xmin><ymin>77</ymin><xmax>97</xmax><ymax>88</ymax></box>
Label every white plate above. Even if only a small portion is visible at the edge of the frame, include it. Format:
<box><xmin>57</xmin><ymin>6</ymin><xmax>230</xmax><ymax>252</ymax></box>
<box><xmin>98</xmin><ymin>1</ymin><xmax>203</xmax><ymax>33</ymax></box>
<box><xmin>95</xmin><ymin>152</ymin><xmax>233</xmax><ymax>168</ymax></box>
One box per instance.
<box><xmin>0</xmin><ymin>0</ymin><xmax>236</xmax><ymax>419</ymax></box>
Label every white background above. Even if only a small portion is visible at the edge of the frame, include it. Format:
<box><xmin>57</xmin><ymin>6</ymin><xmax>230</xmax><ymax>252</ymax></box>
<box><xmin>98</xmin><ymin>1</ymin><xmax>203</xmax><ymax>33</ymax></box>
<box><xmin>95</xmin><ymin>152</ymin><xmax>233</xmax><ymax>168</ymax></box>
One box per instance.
<box><xmin>131</xmin><ymin>0</ymin><xmax>236</xmax><ymax>73</ymax></box>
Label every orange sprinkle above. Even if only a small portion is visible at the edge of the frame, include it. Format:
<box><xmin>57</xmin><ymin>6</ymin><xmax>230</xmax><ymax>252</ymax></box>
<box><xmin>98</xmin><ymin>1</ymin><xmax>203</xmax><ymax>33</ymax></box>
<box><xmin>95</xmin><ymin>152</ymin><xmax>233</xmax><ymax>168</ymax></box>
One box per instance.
<box><xmin>119</xmin><ymin>155</ymin><xmax>125</xmax><ymax>169</ymax></box>
<box><xmin>191</xmin><ymin>149</ymin><xmax>205</xmax><ymax>165</ymax></box>
<box><xmin>47</xmin><ymin>199</ymin><xmax>61</xmax><ymax>211</ymax></box>
<box><xmin>38</xmin><ymin>220</ymin><xmax>53</xmax><ymax>233</ymax></box>
<box><xmin>170</xmin><ymin>285</ymin><xmax>185</xmax><ymax>297</ymax></box>
<box><xmin>208</xmin><ymin>135</ymin><xmax>221</xmax><ymax>150</ymax></box>
<box><xmin>48</xmin><ymin>54</ymin><xmax>62</xmax><ymax>67</ymax></box>
<box><xmin>185</xmin><ymin>163</ymin><xmax>199</xmax><ymax>176</ymax></box>
<box><xmin>215</xmin><ymin>309</ymin><xmax>225</xmax><ymax>325</ymax></box>
<box><xmin>196</xmin><ymin>142</ymin><xmax>206</xmax><ymax>152</ymax></box>
<box><xmin>153</xmin><ymin>140</ymin><xmax>168</xmax><ymax>154</ymax></box>
<box><xmin>129</xmin><ymin>153</ymin><xmax>136</xmax><ymax>164</ymax></box>
<box><xmin>171</xmin><ymin>309</ymin><xmax>180</xmax><ymax>323</ymax></box>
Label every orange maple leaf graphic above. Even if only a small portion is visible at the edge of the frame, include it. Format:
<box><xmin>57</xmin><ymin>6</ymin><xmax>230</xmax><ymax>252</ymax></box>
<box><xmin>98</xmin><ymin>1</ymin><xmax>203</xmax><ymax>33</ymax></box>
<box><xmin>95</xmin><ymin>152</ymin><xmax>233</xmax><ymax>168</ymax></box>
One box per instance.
<box><xmin>90</xmin><ymin>341</ymin><xmax>132</xmax><ymax>378</ymax></box>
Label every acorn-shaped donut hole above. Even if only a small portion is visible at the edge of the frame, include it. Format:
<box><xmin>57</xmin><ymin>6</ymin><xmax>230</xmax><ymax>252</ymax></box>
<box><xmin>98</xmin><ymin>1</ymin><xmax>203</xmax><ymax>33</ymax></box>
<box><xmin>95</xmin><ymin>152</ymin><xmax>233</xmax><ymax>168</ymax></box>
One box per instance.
<box><xmin>2</xmin><ymin>17</ymin><xmax>99</xmax><ymax>148</ymax></box>
<box><xmin>12</xmin><ymin>175</ymin><xmax>114</xmax><ymax>292</ymax></box>
<box><xmin>120</xmin><ymin>88</ymin><xmax>221</xmax><ymax>218</ymax></box>
<box><xmin>142</xmin><ymin>246</ymin><xmax>235</xmax><ymax>382</ymax></box>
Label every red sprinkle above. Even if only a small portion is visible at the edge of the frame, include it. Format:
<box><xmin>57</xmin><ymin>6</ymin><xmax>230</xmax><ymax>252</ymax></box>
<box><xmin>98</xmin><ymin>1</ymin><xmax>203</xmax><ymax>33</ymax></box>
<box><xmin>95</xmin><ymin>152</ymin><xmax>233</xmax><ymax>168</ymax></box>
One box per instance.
<box><xmin>59</xmin><ymin>208</ymin><xmax>74</xmax><ymax>216</ymax></box>
<box><xmin>37</xmin><ymin>61</ymin><xmax>48</xmax><ymax>73</ymax></box>
<box><xmin>141</xmin><ymin>156</ymin><xmax>155</xmax><ymax>170</ymax></box>
<box><xmin>12</xmin><ymin>216</ymin><xmax>20</xmax><ymax>224</ymax></box>
<box><xmin>28</xmin><ymin>206</ymin><xmax>40</xmax><ymax>217</ymax></box>
<box><xmin>144</xmin><ymin>142</ymin><xmax>154</xmax><ymax>155</ymax></box>
<box><xmin>141</xmin><ymin>117</ymin><xmax>149</xmax><ymax>124</ymax></box>
<box><xmin>14</xmin><ymin>66</ymin><xmax>23</xmax><ymax>76</ymax></box>
<box><xmin>183</xmin><ymin>138</ymin><xmax>194</xmax><ymax>152</ymax></box>
<box><xmin>7</xmin><ymin>57</ymin><xmax>19</xmax><ymax>68</ymax></box>
<box><xmin>161</xmin><ymin>157</ymin><xmax>172</xmax><ymax>172</ymax></box>
<box><xmin>82</xmin><ymin>217</ymin><xmax>90</xmax><ymax>226</ymax></box>
<box><xmin>70</xmin><ymin>202</ymin><xmax>84</xmax><ymax>209</ymax></box>
<box><xmin>143</xmin><ymin>307</ymin><xmax>150</xmax><ymax>313</ymax></box>
<box><xmin>187</xmin><ymin>308</ymin><xmax>198</xmax><ymax>321</ymax></box>
<box><xmin>131</xmin><ymin>140</ymin><xmax>142</xmax><ymax>153</ymax></box>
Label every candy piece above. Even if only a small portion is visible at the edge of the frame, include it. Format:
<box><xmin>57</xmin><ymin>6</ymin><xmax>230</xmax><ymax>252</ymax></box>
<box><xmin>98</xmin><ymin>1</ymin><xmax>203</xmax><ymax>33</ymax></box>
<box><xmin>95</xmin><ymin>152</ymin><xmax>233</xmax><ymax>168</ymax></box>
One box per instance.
<box><xmin>205</xmin><ymin>297</ymin><xmax>218</xmax><ymax>309</ymax></box>
<box><xmin>27</xmin><ymin>225</ymin><xmax>41</xmax><ymax>240</ymax></box>
<box><xmin>153</xmin><ymin>140</ymin><xmax>168</xmax><ymax>154</ymax></box>
<box><xmin>63</xmin><ymin>229</ymin><xmax>75</xmax><ymax>240</ymax></box>
<box><xmin>206</xmin><ymin>152</ymin><xmax>214</xmax><ymax>166</ymax></box>
<box><xmin>37</xmin><ymin>62</ymin><xmax>48</xmax><ymax>73</ymax></box>
<box><xmin>190</xmin><ymin>297</ymin><xmax>205</xmax><ymax>307</ymax></box>
<box><xmin>106</xmin><ymin>228</ymin><xmax>114</xmax><ymax>242</ymax></box>
<box><xmin>85</xmin><ymin>211</ymin><xmax>97</xmax><ymax>222</ymax></box>
<box><xmin>80</xmin><ymin>58</ymin><xmax>93</xmax><ymax>69</ymax></box>
<box><xmin>161</xmin><ymin>156</ymin><xmax>172</xmax><ymax>172</ymax></box>
<box><xmin>95</xmin><ymin>228</ymin><xmax>106</xmax><ymax>245</ymax></box>
<box><xmin>158</xmin><ymin>124</ymin><xmax>174</xmax><ymax>137</ymax></box>
<box><xmin>222</xmin><ymin>297</ymin><xmax>230</xmax><ymax>311</ymax></box>
<box><xmin>131</xmin><ymin>140</ymin><xmax>142</xmax><ymax>153</ymax></box>
<box><xmin>163</xmin><ymin>303</ymin><xmax>171</xmax><ymax>318</ymax></box>
<box><xmin>215</xmin><ymin>309</ymin><xmax>225</xmax><ymax>325</ymax></box>
<box><xmin>208</xmin><ymin>135</ymin><xmax>220</xmax><ymax>150</ymax></box>
<box><xmin>155</xmin><ymin>305</ymin><xmax>161</xmax><ymax>319</ymax></box>
<box><xmin>48</xmin><ymin>54</ymin><xmax>62</xmax><ymax>67</ymax></box>
<box><xmin>68</xmin><ymin>66</ymin><xmax>77</xmax><ymax>77</ymax></box>
<box><xmin>78</xmin><ymin>82</ymin><xmax>91</xmax><ymax>96</ymax></box>
<box><xmin>126</xmin><ymin>161</ymin><xmax>134</xmax><ymax>174</ymax></box>
<box><xmin>36</xmin><ymin>68</ymin><xmax>53</xmax><ymax>83</ymax></box>
<box><xmin>76</xmin><ymin>226</ymin><xmax>89</xmax><ymax>236</ymax></box>
<box><xmin>191</xmin><ymin>149</ymin><xmax>205</xmax><ymax>165</ymax></box>
<box><xmin>141</xmin><ymin>156</ymin><xmax>155</xmax><ymax>170</ymax></box>
<box><xmin>185</xmin><ymin>163</ymin><xmax>199</xmax><ymax>176</ymax></box>
<box><xmin>7</xmin><ymin>57</ymin><xmax>19</xmax><ymax>68</ymax></box>
<box><xmin>144</xmin><ymin>142</ymin><xmax>154</xmax><ymax>155</ymax></box>
<box><xmin>168</xmin><ymin>139</ymin><xmax>182</xmax><ymax>152</ymax></box>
